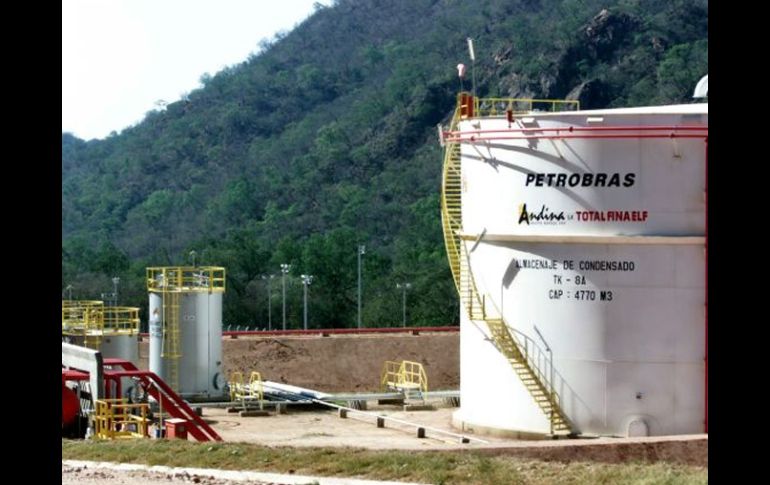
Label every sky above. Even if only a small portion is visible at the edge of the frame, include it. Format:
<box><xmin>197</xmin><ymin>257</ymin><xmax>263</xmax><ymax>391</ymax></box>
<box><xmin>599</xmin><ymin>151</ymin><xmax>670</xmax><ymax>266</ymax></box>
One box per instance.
<box><xmin>62</xmin><ymin>0</ymin><xmax>329</xmax><ymax>141</ymax></box>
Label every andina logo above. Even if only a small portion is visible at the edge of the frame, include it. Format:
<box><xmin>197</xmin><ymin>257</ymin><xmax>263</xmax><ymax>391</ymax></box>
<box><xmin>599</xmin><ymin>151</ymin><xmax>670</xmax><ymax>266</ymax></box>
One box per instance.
<box><xmin>518</xmin><ymin>203</ymin><xmax>566</xmax><ymax>225</ymax></box>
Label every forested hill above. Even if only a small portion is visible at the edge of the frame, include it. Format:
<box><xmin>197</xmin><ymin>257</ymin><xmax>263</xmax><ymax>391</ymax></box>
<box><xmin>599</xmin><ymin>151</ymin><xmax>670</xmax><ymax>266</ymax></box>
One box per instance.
<box><xmin>62</xmin><ymin>0</ymin><xmax>708</xmax><ymax>328</ymax></box>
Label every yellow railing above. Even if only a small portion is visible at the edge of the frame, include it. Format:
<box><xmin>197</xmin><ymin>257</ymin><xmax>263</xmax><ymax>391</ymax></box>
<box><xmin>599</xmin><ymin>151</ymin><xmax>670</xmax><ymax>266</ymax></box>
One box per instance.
<box><xmin>400</xmin><ymin>360</ymin><xmax>429</xmax><ymax>398</ymax></box>
<box><xmin>146</xmin><ymin>266</ymin><xmax>226</xmax><ymax>293</ymax></box>
<box><xmin>249</xmin><ymin>371</ymin><xmax>264</xmax><ymax>403</ymax></box>
<box><xmin>440</xmin><ymin>103</ymin><xmax>464</xmax><ymax>293</ymax></box>
<box><xmin>475</xmin><ymin>97</ymin><xmax>580</xmax><ymax>116</ymax></box>
<box><xmin>62</xmin><ymin>300</ymin><xmax>105</xmax><ymax>349</ymax></box>
<box><xmin>439</xmin><ymin>93</ymin><xmax>574</xmax><ymax>434</ymax></box>
<box><xmin>229</xmin><ymin>371</ymin><xmax>244</xmax><ymax>401</ymax></box>
<box><xmin>229</xmin><ymin>371</ymin><xmax>264</xmax><ymax>409</ymax></box>
<box><xmin>62</xmin><ymin>301</ymin><xmax>140</xmax><ymax>345</ymax></box>
<box><xmin>94</xmin><ymin>398</ymin><xmax>150</xmax><ymax>439</ymax></box>
<box><xmin>380</xmin><ymin>361</ymin><xmax>402</xmax><ymax>391</ymax></box>
<box><xmin>380</xmin><ymin>360</ymin><xmax>428</xmax><ymax>399</ymax></box>
<box><xmin>103</xmin><ymin>307</ymin><xmax>140</xmax><ymax>335</ymax></box>
<box><xmin>62</xmin><ymin>300</ymin><xmax>105</xmax><ymax>309</ymax></box>
<box><xmin>62</xmin><ymin>301</ymin><xmax>105</xmax><ymax>331</ymax></box>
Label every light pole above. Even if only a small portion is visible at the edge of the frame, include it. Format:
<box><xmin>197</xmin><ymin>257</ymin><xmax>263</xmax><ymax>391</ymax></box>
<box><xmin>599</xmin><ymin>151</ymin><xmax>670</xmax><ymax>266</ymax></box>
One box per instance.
<box><xmin>396</xmin><ymin>282</ymin><xmax>411</xmax><ymax>327</ymax></box>
<box><xmin>63</xmin><ymin>284</ymin><xmax>73</xmax><ymax>300</ymax></box>
<box><xmin>357</xmin><ymin>245</ymin><xmax>365</xmax><ymax>328</ymax></box>
<box><xmin>467</xmin><ymin>37</ymin><xmax>476</xmax><ymax>97</ymax></box>
<box><xmin>261</xmin><ymin>275</ymin><xmax>275</xmax><ymax>331</ymax></box>
<box><xmin>112</xmin><ymin>277</ymin><xmax>120</xmax><ymax>306</ymax></box>
<box><xmin>280</xmin><ymin>264</ymin><xmax>291</xmax><ymax>331</ymax></box>
<box><xmin>301</xmin><ymin>274</ymin><xmax>314</xmax><ymax>331</ymax></box>
<box><xmin>189</xmin><ymin>250</ymin><xmax>197</xmax><ymax>267</ymax></box>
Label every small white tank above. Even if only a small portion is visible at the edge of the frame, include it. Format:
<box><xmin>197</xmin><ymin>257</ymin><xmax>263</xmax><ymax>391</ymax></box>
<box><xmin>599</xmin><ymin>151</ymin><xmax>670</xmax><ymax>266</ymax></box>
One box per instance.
<box><xmin>100</xmin><ymin>334</ymin><xmax>138</xmax><ymax>363</ymax></box>
<box><xmin>61</xmin><ymin>302</ymin><xmax>141</xmax><ymax>399</ymax></box>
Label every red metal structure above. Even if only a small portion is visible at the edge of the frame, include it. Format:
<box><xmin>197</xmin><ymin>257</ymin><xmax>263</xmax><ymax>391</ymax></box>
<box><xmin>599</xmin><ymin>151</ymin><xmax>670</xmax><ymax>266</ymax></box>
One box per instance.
<box><xmin>443</xmin><ymin>125</ymin><xmax>708</xmax><ymax>143</ymax></box>
<box><xmin>61</xmin><ymin>359</ymin><xmax>222</xmax><ymax>441</ymax></box>
<box><xmin>62</xmin><ymin>383</ymin><xmax>80</xmax><ymax>427</ymax></box>
<box><xmin>139</xmin><ymin>325</ymin><xmax>459</xmax><ymax>339</ymax></box>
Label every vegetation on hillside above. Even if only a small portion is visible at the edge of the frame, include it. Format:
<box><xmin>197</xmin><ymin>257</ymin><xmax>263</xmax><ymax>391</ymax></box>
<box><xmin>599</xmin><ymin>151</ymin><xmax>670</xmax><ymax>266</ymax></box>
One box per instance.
<box><xmin>62</xmin><ymin>0</ymin><xmax>708</xmax><ymax>328</ymax></box>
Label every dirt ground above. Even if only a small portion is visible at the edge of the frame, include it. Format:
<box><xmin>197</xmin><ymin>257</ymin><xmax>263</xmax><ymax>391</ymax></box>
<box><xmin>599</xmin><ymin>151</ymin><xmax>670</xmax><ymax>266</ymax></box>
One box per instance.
<box><xmin>139</xmin><ymin>332</ymin><xmax>460</xmax><ymax>393</ymax></box>
<box><xmin>203</xmin><ymin>405</ymin><xmax>707</xmax><ymax>466</ymax></box>
<box><xmin>129</xmin><ymin>331</ymin><xmax>706</xmax><ymax>470</ymax></box>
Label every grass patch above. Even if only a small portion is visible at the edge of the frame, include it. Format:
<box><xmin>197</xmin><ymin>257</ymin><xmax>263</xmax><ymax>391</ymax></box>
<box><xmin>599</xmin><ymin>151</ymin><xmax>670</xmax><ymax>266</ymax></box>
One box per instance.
<box><xmin>62</xmin><ymin>439</ymin><xmax>707</xmax><ymax>484</ymax></box>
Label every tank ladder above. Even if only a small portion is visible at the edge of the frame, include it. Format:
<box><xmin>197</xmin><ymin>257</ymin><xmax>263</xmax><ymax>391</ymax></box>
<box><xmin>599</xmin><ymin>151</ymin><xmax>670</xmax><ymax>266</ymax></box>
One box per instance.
<box><xmin>161</xmin><ymin>291</ymin><xmax>181</xmax><ymax>392</ymax></box>
<box><xmin>440</xmin><ymin>95</ymin><xmax>573</xmax><ymax>435</ymax></box>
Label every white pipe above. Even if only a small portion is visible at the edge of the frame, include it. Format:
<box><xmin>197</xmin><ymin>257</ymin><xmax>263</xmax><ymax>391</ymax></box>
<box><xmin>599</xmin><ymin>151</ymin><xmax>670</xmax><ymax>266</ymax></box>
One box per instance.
<box><xmin>260</xmin><ymin>382</ymin><xmax>488</xmax><ymax>444</ymax></box>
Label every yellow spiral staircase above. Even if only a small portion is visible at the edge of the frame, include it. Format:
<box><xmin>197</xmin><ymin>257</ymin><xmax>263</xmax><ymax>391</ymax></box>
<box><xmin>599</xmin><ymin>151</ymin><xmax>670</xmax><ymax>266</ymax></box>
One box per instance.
<box><xmin>440</xmin><ymin>95</ymin><xmax>574</xmax><ymax>435</ymax></box>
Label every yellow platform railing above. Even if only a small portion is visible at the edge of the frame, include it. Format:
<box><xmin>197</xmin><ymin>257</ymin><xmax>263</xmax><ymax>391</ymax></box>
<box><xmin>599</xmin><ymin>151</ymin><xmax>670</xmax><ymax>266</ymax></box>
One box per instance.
<box><xmin>102</xmin><ymin>307</ymin><xmax>140</xmax><ymax>335</ymax></box>
<box><xmin>229</xmin><ymin>371</ymin><xmax>264</xmax><ymax>409</ymax></box>
<box><xmin>94</xmin><ymin>398</ymin><xmax>150</xmax><ymax>440</ymax></box>
<box><xmin>475</xmin><ymin>97</ymin><xmax>580</xmax><ymax>116</ymax></box>
<box><xmin>62</xmin><ymin>300</ymin><xmax>105</xmax><ymax>349</ymax></box>
<box><xmin>62</xmin><ymin>301</ymin><xmax>140</xmax><ymax>346</ymax></box>
<box><xmin>147</xmin><ymin>266</ymin><xmax>226</xmax><ymax>293</ymax></box>
<box><xmin>380</xmin><ymin>360</ymin><xmax>428</xmax><ymax>400</ymax></box>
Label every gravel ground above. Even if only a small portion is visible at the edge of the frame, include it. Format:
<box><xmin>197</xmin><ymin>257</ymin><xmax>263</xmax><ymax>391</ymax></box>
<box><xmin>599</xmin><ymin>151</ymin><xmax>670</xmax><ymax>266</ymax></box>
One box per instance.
<box><xmin>62</xmin><ymin>461</ymin><xmax>431</xmax><ymax>485</ymax></box>
<box><xmin>62</xmin><ymin>463</ymin><xmax>274</xmax><ymax>485</ymax></box>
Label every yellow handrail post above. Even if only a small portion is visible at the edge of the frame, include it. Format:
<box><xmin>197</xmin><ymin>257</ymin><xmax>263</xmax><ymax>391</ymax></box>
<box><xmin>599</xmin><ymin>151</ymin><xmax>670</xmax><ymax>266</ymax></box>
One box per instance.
<box><xmin>229</xmin><ymin>371</ymin><xmax>244</xmax><ymax>403</ymax></box>
<box><xmin>249</xmin><ymin>371</ymin><xmax>264</xmax><ymax>410</ymax></box>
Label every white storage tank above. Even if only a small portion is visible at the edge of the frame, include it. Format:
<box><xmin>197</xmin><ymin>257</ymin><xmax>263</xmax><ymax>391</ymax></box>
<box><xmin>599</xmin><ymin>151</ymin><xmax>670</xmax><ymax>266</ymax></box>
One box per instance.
<box><xmin>99</xmin><ymin>335</ymin><xmax>138</xmax><ymax>363</ymax></box>
<box><xmin>100</xmin><ymin>306</ymin><xmax>140</xmax><ymax>365</ymax></box>
<box><xmin>442</xmin><ymin>97</ymin><xmax>707</xmax><ymax>437</ymax></box>
<box><xmin>61</xmin><ymin>302</ymin><xmax>140</xmax><ymax>364</ymax></box>
<box><xmin>61</xmin><ymin>302</ymin><xmax>141</xmax><ymax>398</ymax></box>
<box><xmin>147</xmin><ymin>266</ymin><xmax>227</xmax><ymax>399</ymax></box>
<box><xmin>100</xmin><ymin>313</ymin><xmax>140</xmax><ymax>400</ymax></box>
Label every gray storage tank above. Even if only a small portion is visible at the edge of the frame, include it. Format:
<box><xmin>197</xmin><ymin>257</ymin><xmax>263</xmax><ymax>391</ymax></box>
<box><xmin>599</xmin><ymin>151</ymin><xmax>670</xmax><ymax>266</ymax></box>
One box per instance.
<box><xmin>147</xmin><ymin>266</ymin><xmax>226</xmax><ymax>399</ymax></box>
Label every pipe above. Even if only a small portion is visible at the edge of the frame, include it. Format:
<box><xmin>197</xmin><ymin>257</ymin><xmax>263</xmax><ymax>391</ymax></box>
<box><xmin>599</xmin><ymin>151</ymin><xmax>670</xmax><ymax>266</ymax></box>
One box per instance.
<box><xmin>446</xmin><ymin>134</ymin><xmax>708</xmax><ymax>142</ymax></box>
<box><xmin>139</xmin><ymin>326</ymin><xmax>459</xmax><ymax>339</ymax></box>
<box><xmin>446</xmin><ymin>125</ymin><xmax>708</xmax><ymax>135</ymax></box>
<box><xmin>258</xmin><ymin>382</ymin><xmax>488</xmax><ymax>444</ymax></box>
